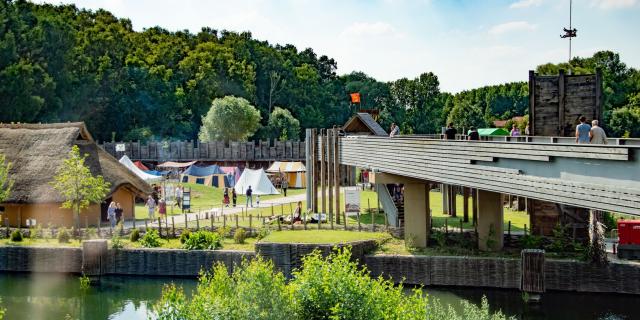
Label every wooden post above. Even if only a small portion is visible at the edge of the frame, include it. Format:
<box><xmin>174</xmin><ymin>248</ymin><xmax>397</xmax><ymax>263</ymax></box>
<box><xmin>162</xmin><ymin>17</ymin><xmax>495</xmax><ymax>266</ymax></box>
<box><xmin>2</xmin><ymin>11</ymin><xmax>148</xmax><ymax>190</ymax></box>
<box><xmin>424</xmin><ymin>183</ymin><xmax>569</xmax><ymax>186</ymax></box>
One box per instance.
<box><xmin>97</xmin><ymin>216</ymin><xmax>101</xmax><ymax>235</ymax></box>
<box><xmin>277</xmin><ymin>216</ymin><xmax>281</xmax><ymax>231</ymax></box>
<box><xmin>172</xmin><ymin>216</ymin><xmax>176</xmax><ymax>238</ymax></box>
<box><xmin>524</xmin><ymin>224</ymin><xmax>527</xmax><ymax>236</ymax></box>
<box><xmin>320</xmin><ymin>128</ymin><xmax>326</xmax><ymax>215</ymax></box>
<box><xmin>249</xmin><ymin>214</ymin><xmax>252</xmax><ymax>230</ymax></box>
<box><xmin>311</xmin><ymin>128</ymin><xmax>319</xmax><ymax>214</ymax></box>
<box><xmin>463</xmin><ymin>187</ymin><xmax>470</xmax><ymax>223</ymax></box>
<box><xmin>223</xmin><ymin>215</ymin><xmax>226</xmax><ymax>228</ymax></box>
<box><xmin>158</xmin><ymin>217</ymin><xmax>162</xmax><ymax>237</ymax></box>
<box><xmin>369</xmin><ymin>199</ymin><xmax>374</xmax><ymax>232</ymax></box>
<box><xmin>459</xmin><ymin>219</ymin><xmax>463</xmax><ymax>234</ymax></box>
<box><xmin>144</xmin><ymin>219</ymin><xmax>148</xmax><ymax>232</ymax></box>
<box><xmin>235</xmin><ymin>215</ymin><xmax>239</xmax><ymax>228</ymax></box>
<box><xmin>327</xmin><ymin>129</ymin><xmax>334</xmax><ymax>228</ymax></box>
<box><xmin>303</xmin><ymin>211</ymin><xmax>307</xmax><ymax>230</ymax></box>
<box><xmin>333</xmin><ymin>127</ymin><xmax>341</xmax><ymax>225</ymax></box>
<box><xmin>472</xmin><ymin>188</ymin><xmax>478</xmax><ymax>226</ymax></box>
<box><xmin>357</xmin><ymin>211</ymin><xmax>361</xmax><ymax>231</ymax></box>
<box><xmin>445</xmin><ymin>218</ymin><xmax>448</xmax><ymax>235</ymax></box>
<box><xmin>343</xmin><ymin>211</ymin><xmax>348</xmax><ymax>230</ymax></box>
<box><xmin>184</xmin><ymin>213</ymin><xmax>188</xmax><ymax>229</ymax></box>
<box><xmin>210</xmin><ymin>213</ymin><xmax>214</xmax><ymax>230</ymax></box>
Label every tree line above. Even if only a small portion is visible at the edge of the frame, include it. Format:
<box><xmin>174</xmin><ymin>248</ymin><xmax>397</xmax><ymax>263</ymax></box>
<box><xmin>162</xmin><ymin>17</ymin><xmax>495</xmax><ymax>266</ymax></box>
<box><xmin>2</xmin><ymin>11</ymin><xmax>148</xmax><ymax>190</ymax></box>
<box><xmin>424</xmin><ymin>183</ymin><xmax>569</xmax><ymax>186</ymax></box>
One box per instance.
<box><xmin>1</xmin><ymin>1</ymin><xmax>639</xmax><ymax>140</ymax></box>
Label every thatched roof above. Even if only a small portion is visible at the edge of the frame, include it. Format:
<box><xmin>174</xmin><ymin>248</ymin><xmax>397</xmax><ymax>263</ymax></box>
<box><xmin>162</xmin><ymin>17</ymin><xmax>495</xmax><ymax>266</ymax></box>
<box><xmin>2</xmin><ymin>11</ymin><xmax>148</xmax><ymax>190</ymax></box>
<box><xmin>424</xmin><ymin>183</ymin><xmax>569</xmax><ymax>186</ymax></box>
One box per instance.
<box><xmin>0</xmin><ymin>123</ymin><xmax>151</xmax><ymax>204</ymax></box>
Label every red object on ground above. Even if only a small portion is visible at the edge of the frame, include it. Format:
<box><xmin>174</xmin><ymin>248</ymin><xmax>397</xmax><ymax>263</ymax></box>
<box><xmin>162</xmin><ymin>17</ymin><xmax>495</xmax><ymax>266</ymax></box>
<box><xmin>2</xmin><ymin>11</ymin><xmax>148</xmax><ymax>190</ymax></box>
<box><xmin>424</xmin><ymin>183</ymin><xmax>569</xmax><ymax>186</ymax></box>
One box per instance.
<box><xmin>134</xmin><ymin>161</ymin><xmax>149</xmax><ymax>171</ymax></box>
<box><xmin>617</xmin><ymin>220</ymin><xmax>640</xmax><ymax>245</ymax></box>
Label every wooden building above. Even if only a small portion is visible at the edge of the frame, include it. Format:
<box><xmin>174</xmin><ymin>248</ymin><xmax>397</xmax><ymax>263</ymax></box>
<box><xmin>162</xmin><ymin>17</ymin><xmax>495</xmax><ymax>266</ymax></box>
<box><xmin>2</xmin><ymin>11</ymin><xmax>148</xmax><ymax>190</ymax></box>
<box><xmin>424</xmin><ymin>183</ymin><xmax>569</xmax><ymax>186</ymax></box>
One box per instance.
<box><xmin>0</xmin><ymin>123</ymin><xmax>152</xmax><ymax>227</ymax></box>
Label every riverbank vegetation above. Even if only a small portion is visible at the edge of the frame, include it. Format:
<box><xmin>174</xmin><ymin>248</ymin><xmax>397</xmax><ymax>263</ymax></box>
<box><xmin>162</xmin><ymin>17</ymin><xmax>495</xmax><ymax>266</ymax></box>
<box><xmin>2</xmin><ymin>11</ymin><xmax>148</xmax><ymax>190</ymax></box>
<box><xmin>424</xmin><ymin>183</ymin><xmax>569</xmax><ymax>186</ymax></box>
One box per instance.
<box><xmin>153</xmin><ymin>248</ymin><xmax>512</xmax><ymax>320</ymax></box>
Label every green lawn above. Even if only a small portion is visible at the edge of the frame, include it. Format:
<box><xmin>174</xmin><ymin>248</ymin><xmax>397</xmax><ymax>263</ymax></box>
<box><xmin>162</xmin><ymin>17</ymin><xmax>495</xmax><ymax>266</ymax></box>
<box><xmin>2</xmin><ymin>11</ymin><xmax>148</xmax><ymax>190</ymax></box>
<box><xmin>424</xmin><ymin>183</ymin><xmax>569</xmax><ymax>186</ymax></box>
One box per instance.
<box><xmin>135</xmin><ymin>183</ymin><xmax>306</xmax><ymax>219</ymax></box>
<box><xmin>260</xmin><ymin>230</ymin><xmax>390</xmax><ymax>244</ymax></box>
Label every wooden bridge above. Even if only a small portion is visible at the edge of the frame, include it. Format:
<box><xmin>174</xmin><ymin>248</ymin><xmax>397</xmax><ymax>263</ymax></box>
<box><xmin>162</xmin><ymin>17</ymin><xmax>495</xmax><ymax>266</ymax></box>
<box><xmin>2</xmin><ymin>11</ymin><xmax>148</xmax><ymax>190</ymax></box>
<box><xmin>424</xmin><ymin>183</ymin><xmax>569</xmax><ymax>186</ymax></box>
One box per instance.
<box><xmin>305</xmin><ymin>128</ymin><xmax>640</xmax><ymax>250</ymax></box>
<box><xmin>99</xmin><ymin>140</ymin><xmax>306</xmax><ymax>163</ymax></box>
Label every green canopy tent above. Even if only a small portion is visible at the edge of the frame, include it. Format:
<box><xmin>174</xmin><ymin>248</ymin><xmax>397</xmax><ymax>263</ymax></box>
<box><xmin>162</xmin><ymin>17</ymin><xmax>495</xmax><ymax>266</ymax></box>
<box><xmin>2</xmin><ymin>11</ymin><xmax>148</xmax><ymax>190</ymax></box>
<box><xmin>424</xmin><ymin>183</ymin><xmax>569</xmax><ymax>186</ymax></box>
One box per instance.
<box><xmin>473</xmin><ymin>128</ymin><xmax>510</xmax><ymax>136</ymax></box>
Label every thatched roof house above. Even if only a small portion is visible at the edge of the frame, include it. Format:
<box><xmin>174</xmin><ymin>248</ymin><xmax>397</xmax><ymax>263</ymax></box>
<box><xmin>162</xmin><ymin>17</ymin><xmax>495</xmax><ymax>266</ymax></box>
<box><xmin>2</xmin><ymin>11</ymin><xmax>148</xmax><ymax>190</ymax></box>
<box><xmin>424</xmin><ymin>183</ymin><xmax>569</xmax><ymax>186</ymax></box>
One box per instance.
<box><xmin>0</xmin><ymin>122</ymin><xmax>152</xmax><ymax>227</ymax></box>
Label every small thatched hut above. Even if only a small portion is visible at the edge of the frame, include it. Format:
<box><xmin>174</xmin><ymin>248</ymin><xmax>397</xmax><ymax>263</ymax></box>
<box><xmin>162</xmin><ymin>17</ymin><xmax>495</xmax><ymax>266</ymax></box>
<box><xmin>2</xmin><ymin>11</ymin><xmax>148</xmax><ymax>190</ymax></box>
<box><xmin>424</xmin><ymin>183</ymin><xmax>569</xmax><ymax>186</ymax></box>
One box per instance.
<box><xmin>0</xmin><ymin>122</ymin><xmax>152</xmax><ymax>227</ymax></box>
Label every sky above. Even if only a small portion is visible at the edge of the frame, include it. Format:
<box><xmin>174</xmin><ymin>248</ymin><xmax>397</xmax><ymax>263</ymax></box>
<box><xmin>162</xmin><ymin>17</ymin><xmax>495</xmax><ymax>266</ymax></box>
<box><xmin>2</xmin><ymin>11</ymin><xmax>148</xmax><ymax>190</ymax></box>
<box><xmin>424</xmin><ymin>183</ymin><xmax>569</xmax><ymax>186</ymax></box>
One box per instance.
<box><xmin>37</xmin><ymin>0</ymin><xmax>640</xmax><ymax>93</ymax></box>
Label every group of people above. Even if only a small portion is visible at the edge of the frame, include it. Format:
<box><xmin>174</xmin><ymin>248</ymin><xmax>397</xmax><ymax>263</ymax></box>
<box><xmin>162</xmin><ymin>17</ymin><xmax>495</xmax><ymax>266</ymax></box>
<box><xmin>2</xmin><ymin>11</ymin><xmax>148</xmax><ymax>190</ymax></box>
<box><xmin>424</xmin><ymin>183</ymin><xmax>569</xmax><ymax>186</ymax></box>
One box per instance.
<box><xmin>222</xmin><ymin>187</ymin><xmax>238</xmax><ymax>207</ymax></box>
<box><xmin>106</xmin><ymin>202</ymin><xmax>124</xmax><ymax>228</ymax></box>
<box><xmin>576</xmin><ymin>116</ymin><xmax>608</xmax><ymax>144</ymax></box>
<box><xmin>144</xmin><ymin>195</ymin><xmax>167</xmax><ymax>220</ymax></box>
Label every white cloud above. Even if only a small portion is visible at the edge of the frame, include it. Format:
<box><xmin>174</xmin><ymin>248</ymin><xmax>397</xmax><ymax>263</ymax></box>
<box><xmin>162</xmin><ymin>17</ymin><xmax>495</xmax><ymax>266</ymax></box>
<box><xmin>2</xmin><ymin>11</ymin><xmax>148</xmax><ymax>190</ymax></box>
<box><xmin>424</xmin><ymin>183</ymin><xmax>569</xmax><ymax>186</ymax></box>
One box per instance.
<box><xmin>509</xmin><ymin>0</ymin><xmax>543</xmax><ymax>9</ymax></box>
<box><xmin>340</xmin><ymin>22</ymin><xmax>400</xmax><ymax>38</ymax></box>
<box><xmin>590</xmin><ymin>0</ymin><xmax>638</xmax><ymax>9</ymax></box>
<box><xmin>488</xmin><ymin>21</ymin><xmax>537</xmax><ymax>35</ymax></box>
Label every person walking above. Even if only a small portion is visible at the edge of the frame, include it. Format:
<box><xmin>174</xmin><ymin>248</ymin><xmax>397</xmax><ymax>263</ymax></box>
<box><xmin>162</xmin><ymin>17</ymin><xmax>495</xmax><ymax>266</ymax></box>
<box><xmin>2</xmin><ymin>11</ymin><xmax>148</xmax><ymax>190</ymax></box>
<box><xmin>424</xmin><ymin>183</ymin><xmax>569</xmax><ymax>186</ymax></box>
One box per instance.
<box><xmin>175</xmin><ymin>186</ymin><xmax>183</xmax><ymax>208</ymax></box>
<box><xmin>281</xmin><ymin>178</ymin><xmax>288</xmax><ymax>197</ymax></box>
<box><xmin>158</xmin><ymin>198</ymin><xmax>166</xmax><ymax>218</ymax></box>
<box><xmin>223</xmin><ymin>188</ymin><xmax>230</xmax><ymax>207</ymax></box>
<box><xmin>115</xmin><ymin>203</ymin><xmax>123</xmax><ymax>222</ymax></box>
<box><xmin>445</xmin><ymin>123</ymin><xmax>457</xmax><ymax>140</ymax></box>
<box><xmin>510</xmin><ymin>124</ymin><xmax>520</xmax><ymax>137</ymax></box>
<box><xmin>145</xmin><ymin>195</ymin><xmax>156</xmax><ymax>220</ymax></box>
<box><xmin>468</xmin><ymin>127</ymin><xmax>480</xmax><ymax>141</ymax></box>
<box><xmin>107</xmin><ymin>202</ymin><xmax>117</xmax><ymax>228</ymax></box>
<box><xmin>232</xmin><ymin>188</ymin><xmax>237</xmax><ymax>207</ymax></box>
<box><xmin>590</xmin><ymin>120</ymin><xmax>608</xmax><ymax>144</ymax></box>
<box><xmin>245</xmin><ymin>185</ymin><xmax>253</xmax><ymax>208</ymax></box>
<box><xmin>575</xmin><ymin>116</ymin><xmax>591</xmax><ymax>144</ymax></box>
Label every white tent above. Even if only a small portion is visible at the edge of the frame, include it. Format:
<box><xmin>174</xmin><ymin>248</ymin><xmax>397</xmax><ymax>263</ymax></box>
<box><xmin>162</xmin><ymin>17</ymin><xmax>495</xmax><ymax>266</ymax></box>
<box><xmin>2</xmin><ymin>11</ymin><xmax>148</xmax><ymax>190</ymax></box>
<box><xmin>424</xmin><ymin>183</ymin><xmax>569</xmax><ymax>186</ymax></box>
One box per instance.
<box><xmin>119</xmin><ymin>155</ymin><xmax>163</xmax><ymax>183</ymax></box>
<box><xmin>234</xmin><ymin>168</ymin><xmax>279</xmax><ymax>195</ymax></box>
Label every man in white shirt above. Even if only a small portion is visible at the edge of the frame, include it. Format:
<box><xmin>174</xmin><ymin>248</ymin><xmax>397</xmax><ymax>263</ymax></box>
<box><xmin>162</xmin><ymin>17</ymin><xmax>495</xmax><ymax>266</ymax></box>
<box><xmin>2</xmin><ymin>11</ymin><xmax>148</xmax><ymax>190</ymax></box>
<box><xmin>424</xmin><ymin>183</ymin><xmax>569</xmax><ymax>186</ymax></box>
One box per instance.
<box><xmin>590</xmin><ymin>120</ymin><xmax>608</xmax><ymax>144</ymax></box>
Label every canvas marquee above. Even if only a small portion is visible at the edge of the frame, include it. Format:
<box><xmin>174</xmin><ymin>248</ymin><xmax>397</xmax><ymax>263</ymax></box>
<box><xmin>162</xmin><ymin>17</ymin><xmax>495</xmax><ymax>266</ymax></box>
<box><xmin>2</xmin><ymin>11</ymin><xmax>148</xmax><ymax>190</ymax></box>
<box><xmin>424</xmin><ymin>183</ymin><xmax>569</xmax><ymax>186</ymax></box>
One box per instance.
<box><xmin>119</xmin><ymin>155</ymin><xmax>164</xmax><ymax>183</ymax></box>
<box><xmin>234</xmin><ymin>168</ymin><xmax>279</xmax><ymax>195</ymax></box>
<box><xmin>266</xmin><ymin>161</ymin><xmax>306</xmax><ymax>188</ymax></box>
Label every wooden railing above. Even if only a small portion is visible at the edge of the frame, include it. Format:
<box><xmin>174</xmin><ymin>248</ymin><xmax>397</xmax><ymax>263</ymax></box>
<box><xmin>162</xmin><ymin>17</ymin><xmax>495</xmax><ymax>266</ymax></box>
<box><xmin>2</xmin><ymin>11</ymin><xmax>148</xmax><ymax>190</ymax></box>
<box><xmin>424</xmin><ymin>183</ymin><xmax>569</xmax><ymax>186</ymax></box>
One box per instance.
<box><xmin>99</xmin><ymin>140</ymin><xmax>306</xmax><ymax>162</ymax></box>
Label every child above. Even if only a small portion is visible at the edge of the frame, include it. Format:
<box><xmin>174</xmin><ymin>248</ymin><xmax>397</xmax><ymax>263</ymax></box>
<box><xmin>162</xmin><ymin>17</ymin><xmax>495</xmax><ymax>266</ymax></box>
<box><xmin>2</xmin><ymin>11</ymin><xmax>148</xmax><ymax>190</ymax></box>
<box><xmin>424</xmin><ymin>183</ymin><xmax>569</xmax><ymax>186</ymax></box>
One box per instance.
<box><xmin>256</xmin><ymin>194</ymin><xmax>260</xmax><ymax>208</ymax></box>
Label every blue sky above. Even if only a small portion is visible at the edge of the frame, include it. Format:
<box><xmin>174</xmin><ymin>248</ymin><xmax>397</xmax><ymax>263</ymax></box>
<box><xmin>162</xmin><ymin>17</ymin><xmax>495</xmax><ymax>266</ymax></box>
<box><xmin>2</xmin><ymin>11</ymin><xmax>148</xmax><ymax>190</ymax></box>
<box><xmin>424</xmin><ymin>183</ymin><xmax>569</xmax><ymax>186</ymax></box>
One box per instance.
<box><xmin>38</xmin><ymin>0</ymin><xmax>640</xmax><ymax>92</ymax></box>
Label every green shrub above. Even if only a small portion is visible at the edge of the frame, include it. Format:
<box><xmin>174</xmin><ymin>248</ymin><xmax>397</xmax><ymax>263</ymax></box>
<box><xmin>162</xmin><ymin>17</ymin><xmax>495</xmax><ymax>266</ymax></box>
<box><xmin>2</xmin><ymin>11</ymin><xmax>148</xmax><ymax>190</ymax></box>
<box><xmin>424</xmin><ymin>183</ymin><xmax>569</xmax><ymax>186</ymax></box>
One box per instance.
<box><xmin>57</xmin><ymin>228</ymin><xmax>71</xmax><ymax>243</ymax></box>
<box><xmin>183</xmin><ymin>231</ymin><xmax>222</xmax><ymax>250</ymax></box>
<box><xmin>140</xmin><ymin>229</ymin><xmax>162</xmax><ymax>248</ymax></box>
<box><xmin>216</xmin><ymin>226</ymin><xmax>231</xmax><ymax>239</ymax></box>
<box><xmin>179</xmin><ymin>229</ymin><xmax>191</xmax><ymax>244</ymax></box>
<box><xmin>84</xmin><ymin>228</ymin><xmax>97</xmax><ymax>240</ymax></box>
<box><xmin>154</xmin><ymin>247</ymin><xmax>513</xmax><ymax>320</ymax></box>
<box><xmin>256</xmin><ymin>227</ymin><xmax>270</xmax><ymax>240</ymax></box>
<box><xmin>31</xmin><ymin>224</ymin><xmax>43</xmax><ymax>239</ymax></box>
<box><xmin>0</xmin><ymin>298</ymin><xmax>4</xmax><ymax>320</ymax></box>
<box><xmin>111</xmin><ymin>235</ymin><xmax>124</xmax><ymax>250</ymax></box>
<box><xmin>519</xmin><ymin>234</ymin><xmax>543</xmax><ymax>249</ymax></box>
<box><xmin>234</xmin><ymin>228</ymin><xmax>247</xmax><ymax>244</ymax></box>
<box><xmin>10</xmin><ymin>230</ymin><xmax>23</xmax><ymax>242</ymax></box>
<box><xmin>129</xmin><ymin>229</ymin><xmax>140</xmax><ymax>242</ymax></box>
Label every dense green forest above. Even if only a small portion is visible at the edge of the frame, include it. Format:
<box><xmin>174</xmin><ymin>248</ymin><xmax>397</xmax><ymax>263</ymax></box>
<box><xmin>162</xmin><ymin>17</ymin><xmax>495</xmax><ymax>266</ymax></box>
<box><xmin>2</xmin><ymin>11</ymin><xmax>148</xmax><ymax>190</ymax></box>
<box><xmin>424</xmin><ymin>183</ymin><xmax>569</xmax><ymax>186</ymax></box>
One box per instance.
<box><xmin>1</xmin><ymin>1</ymin><xmax>639</xmax><ymax>140</ymax></box>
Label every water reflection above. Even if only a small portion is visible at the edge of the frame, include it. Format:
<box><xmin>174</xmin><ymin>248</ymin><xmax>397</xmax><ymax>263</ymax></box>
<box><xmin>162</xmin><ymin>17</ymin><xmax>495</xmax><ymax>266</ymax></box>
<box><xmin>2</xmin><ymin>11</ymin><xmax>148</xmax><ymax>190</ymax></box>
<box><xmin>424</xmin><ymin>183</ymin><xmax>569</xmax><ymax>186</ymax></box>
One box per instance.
<box><xmin>0</xmin><ymin>273</ymin><xmax>637</xmax><ymax>319</ymax></box>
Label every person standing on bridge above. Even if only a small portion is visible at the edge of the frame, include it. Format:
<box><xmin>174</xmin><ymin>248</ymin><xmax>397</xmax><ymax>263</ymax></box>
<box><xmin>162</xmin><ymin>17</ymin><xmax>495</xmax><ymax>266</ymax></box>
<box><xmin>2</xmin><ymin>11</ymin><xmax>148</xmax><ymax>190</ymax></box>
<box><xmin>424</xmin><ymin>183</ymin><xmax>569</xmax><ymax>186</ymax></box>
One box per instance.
<box><xmin>445</xmin><ymin>123</ymin><xmax>457</xmax><ymax>140</ymax></box>
<box><xmin>575</xmin><ymin>116</ymin><xmax>591</xmax><ymax>144</ymax></box>
<box><xmin>510</xmin><ymin>124</ymin><xmax>520</xmax><ymax>137</ymax></box>
<box><xmin>468</xmin><ymin>127</ymin><xmax>480</xmax><ymax>141</ymax></box>
<box><xmin>590</xmin><ymin>120</ymin><xmax>608</xmax><ymax>144</ymax></box>
<box><xmin>389</xmin><ymin>123</ymin><xmax>399</xmax><ymax>137</ymax></box>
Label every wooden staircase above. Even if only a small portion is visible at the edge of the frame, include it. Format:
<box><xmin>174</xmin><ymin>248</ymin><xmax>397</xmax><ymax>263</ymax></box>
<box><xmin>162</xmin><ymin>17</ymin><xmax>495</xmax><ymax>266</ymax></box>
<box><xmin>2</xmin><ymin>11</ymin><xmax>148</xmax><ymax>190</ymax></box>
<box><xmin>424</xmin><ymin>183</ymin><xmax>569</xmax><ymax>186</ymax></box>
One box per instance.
<box><xmin>395</xmin><ymin>195</ymin><xmax>405</xmax><ymax>227</ymax></box>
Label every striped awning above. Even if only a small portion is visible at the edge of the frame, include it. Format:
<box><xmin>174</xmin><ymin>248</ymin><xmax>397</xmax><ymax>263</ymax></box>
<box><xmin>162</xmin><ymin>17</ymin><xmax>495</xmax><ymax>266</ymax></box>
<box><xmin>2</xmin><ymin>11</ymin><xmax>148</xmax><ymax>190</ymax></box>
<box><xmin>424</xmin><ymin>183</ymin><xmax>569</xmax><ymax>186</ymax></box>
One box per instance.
<box><xmin>266</xmin><ymin>161</ymin><xmax>306</xmax><ymax>173</ymax></box>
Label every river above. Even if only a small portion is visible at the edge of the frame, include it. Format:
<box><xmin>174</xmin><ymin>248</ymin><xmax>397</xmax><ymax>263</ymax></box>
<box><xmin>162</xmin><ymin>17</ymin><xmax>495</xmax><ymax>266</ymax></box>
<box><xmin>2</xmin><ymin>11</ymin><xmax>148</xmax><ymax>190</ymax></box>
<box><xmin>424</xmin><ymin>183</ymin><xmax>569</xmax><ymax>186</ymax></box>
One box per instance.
<box><xmin>0</xmin><ymin>273</ymin><xmax>637</xmax><ymax>319</ymax></box>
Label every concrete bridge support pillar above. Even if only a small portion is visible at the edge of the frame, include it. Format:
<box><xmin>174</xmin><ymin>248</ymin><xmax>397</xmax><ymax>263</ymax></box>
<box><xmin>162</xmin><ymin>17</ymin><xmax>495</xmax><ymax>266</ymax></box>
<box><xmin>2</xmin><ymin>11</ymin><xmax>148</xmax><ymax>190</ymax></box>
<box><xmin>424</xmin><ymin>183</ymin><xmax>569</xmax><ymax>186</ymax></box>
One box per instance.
<box><xmin>404</xmin><ymin>183</ymin><xmax>431</xmax><ymax>248</ymax></box>
<box><xmin>477</xmin><ymin>190</ymin><xmax>503</xmax><ymax>251</ymax></box>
